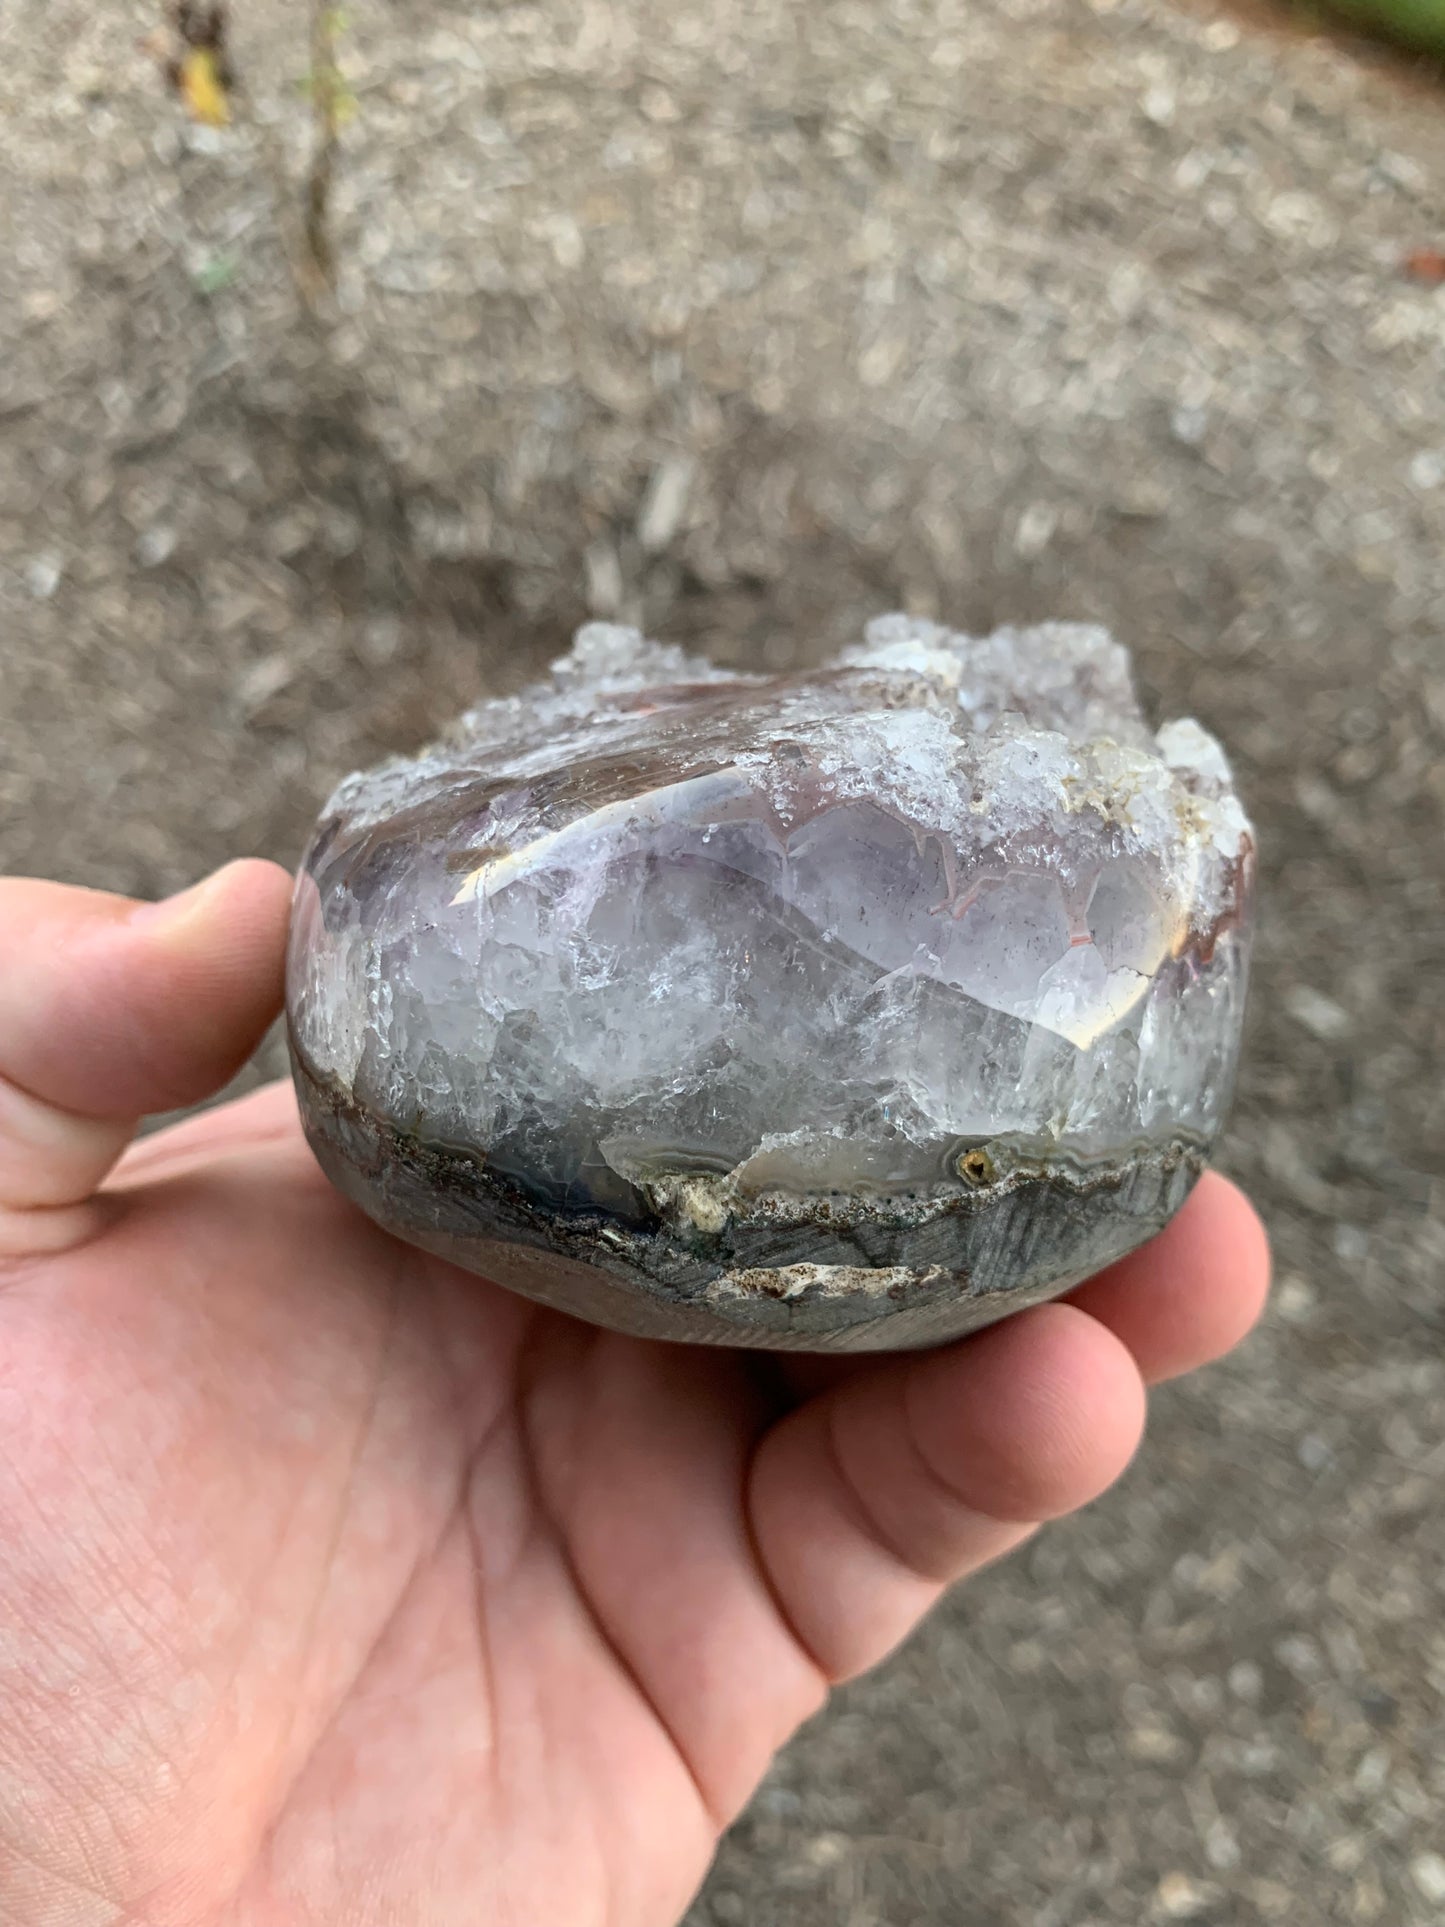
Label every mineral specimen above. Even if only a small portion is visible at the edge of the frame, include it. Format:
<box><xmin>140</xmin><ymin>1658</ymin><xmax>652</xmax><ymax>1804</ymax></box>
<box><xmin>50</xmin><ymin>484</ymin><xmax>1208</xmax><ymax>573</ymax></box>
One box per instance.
<box><xmin>286</xmin><ymin>616</ymin><xmax>1253</xmax><ymax>1350</ymax></box>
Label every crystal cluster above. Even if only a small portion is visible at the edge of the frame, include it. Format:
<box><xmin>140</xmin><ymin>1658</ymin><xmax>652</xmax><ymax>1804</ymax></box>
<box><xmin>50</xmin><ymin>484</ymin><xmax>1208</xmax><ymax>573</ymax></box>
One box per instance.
<box><xmin>287</xmin><ymin>616</ymin><xmax>1253</xmax><ymax>1350</ymax></box>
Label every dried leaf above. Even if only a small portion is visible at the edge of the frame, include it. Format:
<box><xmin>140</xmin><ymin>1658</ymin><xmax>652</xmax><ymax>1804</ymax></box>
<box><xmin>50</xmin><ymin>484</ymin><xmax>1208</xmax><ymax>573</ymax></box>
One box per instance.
<box><xmin>177</xmin><ymin>45</ymin><xmax>231</xmax><ymax>126</ymax></box>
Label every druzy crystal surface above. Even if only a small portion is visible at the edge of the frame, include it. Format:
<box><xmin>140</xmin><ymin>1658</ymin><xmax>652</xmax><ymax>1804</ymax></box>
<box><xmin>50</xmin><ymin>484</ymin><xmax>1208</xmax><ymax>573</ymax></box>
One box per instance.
<box><xmin>287</xmin><ymin>616</ymin><xmax>1254</xmax><ymax>1350</ymax></box>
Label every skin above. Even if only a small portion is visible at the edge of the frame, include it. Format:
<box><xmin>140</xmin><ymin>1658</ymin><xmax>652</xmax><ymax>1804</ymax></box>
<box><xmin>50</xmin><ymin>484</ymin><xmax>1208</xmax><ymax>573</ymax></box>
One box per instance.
<box><xmin>0</xmin><ymin>860</ymin><xmax>1270</xmax><ymax>1927</ymax></box>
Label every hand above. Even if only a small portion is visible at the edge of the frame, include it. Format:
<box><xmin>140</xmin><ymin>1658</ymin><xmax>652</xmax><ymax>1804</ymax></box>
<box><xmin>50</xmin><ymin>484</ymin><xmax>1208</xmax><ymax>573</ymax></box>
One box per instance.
<box><xmin>0</xmin><ymin>863</ymin><xmax>1269</xmax><ymax>1926</ymax></box>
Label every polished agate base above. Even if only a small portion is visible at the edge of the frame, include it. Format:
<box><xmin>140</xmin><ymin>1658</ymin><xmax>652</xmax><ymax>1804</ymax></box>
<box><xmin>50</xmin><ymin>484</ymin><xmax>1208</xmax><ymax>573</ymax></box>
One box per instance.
<box><xmin>287</xmin><ymin>615</ymin><xmax>1253</xmax><ymax>1351</ymax></box>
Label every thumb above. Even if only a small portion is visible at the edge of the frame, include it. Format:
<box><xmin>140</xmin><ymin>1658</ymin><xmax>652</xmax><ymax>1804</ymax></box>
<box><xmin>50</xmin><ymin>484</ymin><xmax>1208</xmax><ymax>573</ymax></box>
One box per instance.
<box><xmin>0</xmin><ymin>859</ymin><xmax>292</xmax><ymax>1257</ymax></box>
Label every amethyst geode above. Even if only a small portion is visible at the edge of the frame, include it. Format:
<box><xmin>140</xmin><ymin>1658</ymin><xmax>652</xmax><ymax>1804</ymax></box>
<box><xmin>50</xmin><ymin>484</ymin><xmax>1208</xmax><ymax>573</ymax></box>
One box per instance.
<box><xmin>286</xmin><ymin>616</ymin><xmax>1253</xmax><ymax>1350</ymax></box>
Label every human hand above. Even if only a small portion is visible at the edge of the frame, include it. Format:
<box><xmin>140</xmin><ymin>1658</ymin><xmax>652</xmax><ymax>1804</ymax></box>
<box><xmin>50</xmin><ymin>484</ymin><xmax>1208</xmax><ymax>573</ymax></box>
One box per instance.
<box><xmin>0</xmin><ymin>862</ymin><xmax>1269</xmax><ymax>1926</ymax></box>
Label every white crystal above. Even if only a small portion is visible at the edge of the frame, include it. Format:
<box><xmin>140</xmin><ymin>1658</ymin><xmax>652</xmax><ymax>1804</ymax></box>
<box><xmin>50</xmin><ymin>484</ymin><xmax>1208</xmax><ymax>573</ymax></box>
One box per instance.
<box><xmin>289</xmin><ymin>616</ymin><xmax>1253</xmax><ymax>1207</ymax></box>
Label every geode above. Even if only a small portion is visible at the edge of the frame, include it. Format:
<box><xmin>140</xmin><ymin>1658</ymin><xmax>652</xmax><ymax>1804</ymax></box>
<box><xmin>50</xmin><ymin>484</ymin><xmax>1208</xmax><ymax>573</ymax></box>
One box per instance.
<box><xmin>286</xmin><ymin>616</ymin><xmax>1253</xmax><ymax>1351</ymax></box>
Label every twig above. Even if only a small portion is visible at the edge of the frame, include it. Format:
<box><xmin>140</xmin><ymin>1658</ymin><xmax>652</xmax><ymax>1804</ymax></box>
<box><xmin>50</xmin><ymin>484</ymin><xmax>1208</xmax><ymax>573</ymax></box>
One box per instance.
<box><xmin>301</xmin><ymin>0</ymin><xmax>342</xmax><ymax>301</ymax></box>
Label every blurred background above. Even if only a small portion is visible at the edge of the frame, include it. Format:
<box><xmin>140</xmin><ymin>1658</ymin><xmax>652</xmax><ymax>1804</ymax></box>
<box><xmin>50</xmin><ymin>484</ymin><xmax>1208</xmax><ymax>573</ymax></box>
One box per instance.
<box><xmin>2</xmin><ymin>0</ymin><xmax>1443</xmax><ymax>1920</ymax></box>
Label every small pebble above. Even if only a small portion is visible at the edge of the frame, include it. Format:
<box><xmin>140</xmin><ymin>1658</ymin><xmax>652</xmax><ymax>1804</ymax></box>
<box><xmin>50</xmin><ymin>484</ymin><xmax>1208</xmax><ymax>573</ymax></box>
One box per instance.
<box><xmin>1411</xmin><ymin>1853</ymin><xmax>1445</xmax><ymax>1905</ymax></box>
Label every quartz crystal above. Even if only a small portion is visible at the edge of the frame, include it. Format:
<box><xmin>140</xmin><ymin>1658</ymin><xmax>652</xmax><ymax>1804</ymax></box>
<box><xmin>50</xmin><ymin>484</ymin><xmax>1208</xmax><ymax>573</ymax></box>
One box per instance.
<box><xmin>287</xmin><ymin>616</ymin><xmax>1254</xmax><ymax>1350</ymax></box>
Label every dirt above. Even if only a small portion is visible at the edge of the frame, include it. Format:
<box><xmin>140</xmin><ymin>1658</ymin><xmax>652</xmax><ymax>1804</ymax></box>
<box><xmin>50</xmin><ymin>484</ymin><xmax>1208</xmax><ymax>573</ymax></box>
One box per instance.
<box><xmin>2</xmin><ymin>0</ymin><xmax>1443</xmax><ymax>1920</ymax></box>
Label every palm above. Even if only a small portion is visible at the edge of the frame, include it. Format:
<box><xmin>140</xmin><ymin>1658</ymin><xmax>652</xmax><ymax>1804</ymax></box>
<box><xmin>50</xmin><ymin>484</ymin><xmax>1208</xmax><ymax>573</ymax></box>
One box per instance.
<box><xmin>4</xmin><ymin>1086</ymin><xmax>815</xmax><ymax>1923</ymax></box>
<box><xmin>0</xmin><ymin>864</ymin><xmax>1268</xmax><ymax>1926</ymax></box>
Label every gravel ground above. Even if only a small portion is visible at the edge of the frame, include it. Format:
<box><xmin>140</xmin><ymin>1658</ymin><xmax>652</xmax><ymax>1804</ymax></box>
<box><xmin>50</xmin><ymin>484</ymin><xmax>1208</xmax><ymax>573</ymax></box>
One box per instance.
<box><xmin>3</xmin><ymin>0</ymin><xmax>1444</xmax><ymax>1921</ymax></box>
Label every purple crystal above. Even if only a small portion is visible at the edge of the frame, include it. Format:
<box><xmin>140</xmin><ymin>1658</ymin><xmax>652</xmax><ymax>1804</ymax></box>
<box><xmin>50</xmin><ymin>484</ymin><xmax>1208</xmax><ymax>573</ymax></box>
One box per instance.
<box><xmin>286</xmin><ymin>616</ymin><xmax>1254</xmax><ymax>1350</ymax></box>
